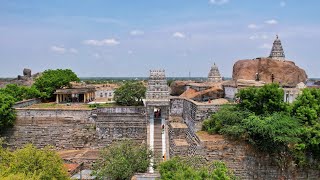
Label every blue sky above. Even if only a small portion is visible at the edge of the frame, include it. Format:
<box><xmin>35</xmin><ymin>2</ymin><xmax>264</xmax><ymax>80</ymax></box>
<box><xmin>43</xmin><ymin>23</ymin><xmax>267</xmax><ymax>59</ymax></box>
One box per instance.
<box><xmin>0</xmin><ymin>0</ymin><xmax>320</xmax><ymax>77</ymax></box>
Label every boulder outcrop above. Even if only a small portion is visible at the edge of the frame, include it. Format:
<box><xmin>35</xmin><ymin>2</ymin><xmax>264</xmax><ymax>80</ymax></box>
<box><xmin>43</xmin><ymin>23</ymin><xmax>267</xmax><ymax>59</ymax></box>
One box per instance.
<box><xmin>232</xmin><ymin>58</ymin><xmax>307</xmax><ymax>86</ymax></box>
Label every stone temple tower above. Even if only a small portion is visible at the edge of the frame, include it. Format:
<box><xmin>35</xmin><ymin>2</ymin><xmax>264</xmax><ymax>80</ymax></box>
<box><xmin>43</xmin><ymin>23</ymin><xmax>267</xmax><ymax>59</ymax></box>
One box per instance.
<box><xmin>269</xmin><ymin>35</ymin><xmax>285</xmax><ymax>61</ymax></box>
<box><xmin>208</xmin><ymin>63</ymin><xmax>222</xmax><ymax>82</ymax></box>
<box><xmin>145</xmin><ymin>70</ymin><xmax>169</xmax><ymax>170</ymax></box>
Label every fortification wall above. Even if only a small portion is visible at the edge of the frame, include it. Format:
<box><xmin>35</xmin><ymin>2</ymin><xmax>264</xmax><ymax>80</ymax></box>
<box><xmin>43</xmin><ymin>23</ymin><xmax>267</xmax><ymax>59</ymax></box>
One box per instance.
<box><xmin>169</xmin><ymin>97</ymin><xmax>320</xmax><ymax>179</ymax></box>
<box><xmin>3</xmin><ymin>107</ymin><xmax>147</xmax><ymax>150</ymax></box>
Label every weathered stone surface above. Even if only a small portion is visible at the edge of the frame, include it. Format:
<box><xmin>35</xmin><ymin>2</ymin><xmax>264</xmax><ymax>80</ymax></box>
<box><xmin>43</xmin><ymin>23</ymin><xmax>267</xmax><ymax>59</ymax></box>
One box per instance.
<box><xmin>232</xmin><ymin>58</ymin><xmax>308</xmax><ymax>86</ymax></box>
<box><xmin>2</xmin><ymin>107</ymin><xmax>147</xmax><ymax>150</ymax></box>
<box><xmin>170</xmin><ymin>81</ymin><xmax>189</xmax><ymax>96</ymax></box>
<box><xmin>23</xmin><ymin>68</ymin><xmax>32</xmax><ymax>77</ymax></box>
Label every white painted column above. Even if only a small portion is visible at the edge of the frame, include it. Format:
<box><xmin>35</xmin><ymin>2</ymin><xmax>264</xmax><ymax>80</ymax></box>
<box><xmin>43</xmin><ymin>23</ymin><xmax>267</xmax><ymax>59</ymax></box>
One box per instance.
<box><xmin>162</xmin><ymin>118</ymin><xmax>166</xmax><ymax>161</ymax></box>
<box><xmin>149</xmin><ymin>116</ymin><xmax>154</xmax><ymax>173</ymax></box>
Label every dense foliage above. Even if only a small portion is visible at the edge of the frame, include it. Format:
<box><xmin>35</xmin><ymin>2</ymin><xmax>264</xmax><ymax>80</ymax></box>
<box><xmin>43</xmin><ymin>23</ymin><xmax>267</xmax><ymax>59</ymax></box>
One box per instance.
<box><xmin>33</xmin><ymin>69</ymin><xmax>79</xmax><ymax>99</ymax></box>
<box><xmin>113</xmin><ymin>81</ymin><xmax>146</xmax><ymax>106</ymax></box>
<box><xmin>203</xmin><ymin>84</ymin><xmax>320</xmax><ymax>168</ymax></box>
<box><xmin>0</xmin><ymin>84</ymin><xmax>42</xmax><ymax>131</ymax></box>
<box><xmin>0</xmin><ymin>93</ymin><xmax>16</xmax><ymax>131</ymax></box>
<box><xmin>93</xmin><ymin>140</ymin><xmax>152</xmax><ymax>180</ymax></box>
<box><xmin>237</xmin><ymin>83</ymin><xmax>286</xmax><ymax>115</ymax></box>
<box><xmin>0</xmin><ymin>142</ymin><xmax>69</xmax><ymax>179</ymax></box>
<box><xmin>0</xmin><ymin>84</ymin><xmax>41</xmax><ymax>102</ymax></box>
<box><xmin>158</xmin><ymin>156</ymin><xmax>237</xmax><ymax>180</ymax></box>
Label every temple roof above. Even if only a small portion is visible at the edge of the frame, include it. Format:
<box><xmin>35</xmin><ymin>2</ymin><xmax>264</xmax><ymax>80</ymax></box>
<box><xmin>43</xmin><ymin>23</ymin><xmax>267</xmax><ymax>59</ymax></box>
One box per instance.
<box><xmin>269</xmin><ymin>35</ymin><xmax>285</xmax><ymax>61</ymax></box>
<box><xmin>208</xmin><ymin>63</ymin><xmax>222</xmax><ymax>82</ymax></box>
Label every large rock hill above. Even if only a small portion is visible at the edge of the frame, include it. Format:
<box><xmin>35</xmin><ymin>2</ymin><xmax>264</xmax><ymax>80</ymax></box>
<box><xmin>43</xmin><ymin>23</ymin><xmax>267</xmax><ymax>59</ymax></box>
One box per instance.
<box><xmin>232</xmin><ymin>58</ymin><xmax>307</xmax><ymax>86</ymax></box>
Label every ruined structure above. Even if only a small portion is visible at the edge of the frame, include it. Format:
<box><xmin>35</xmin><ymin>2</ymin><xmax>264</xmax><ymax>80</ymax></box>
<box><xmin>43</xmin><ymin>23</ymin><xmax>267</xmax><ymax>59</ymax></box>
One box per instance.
<box><xmin>269</xmin><ymin>35</ymin><xmax>285</xmax><ymax>61</ymax></box>
<box><xmin>207</xmin><ymin>63</ymin><xmax>222</xmax><ymax>82</ymax></box>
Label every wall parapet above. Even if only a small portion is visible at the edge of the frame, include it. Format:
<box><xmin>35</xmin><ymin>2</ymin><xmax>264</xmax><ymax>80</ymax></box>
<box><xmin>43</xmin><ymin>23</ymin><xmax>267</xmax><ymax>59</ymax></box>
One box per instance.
<box><xmin>13</xmin><ymin>98</ymin><xmax>41</xmax><ymax>108</ymax></box>
<box><xmin>93</xmin><ymin>106</ymin><xmax>145</xmax><ymax>115</ymax></box>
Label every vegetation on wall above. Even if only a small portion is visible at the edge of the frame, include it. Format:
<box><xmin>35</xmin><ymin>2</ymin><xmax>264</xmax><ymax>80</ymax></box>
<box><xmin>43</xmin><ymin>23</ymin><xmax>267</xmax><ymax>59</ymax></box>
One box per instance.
<box><xmin>33</xmin><ymin>69</ymin><xmax>80</xmax><ymax>100</ymax></box>
<box><xmin>0</xmin><ymin>141</ymin><xmax>69</xmax><ymax>179</ymax></box>
<box><xmin>158</xmin><ymin>156</ymin><xmax>237</xmax><ymax>180</ymax></box>
<box><xmin>203</xmin><ymin>84</ymin><xmax>320</xmax><ymax>168</ymax></box>
<box><xmin>93</xmin><ymin>140</ymin><xmax>152</xmax><ymax>180</ymax></box>
<box><xmin>113</xmin><ymin>81</ymin><xmax>146</xmax><ymax>106</ymax></box>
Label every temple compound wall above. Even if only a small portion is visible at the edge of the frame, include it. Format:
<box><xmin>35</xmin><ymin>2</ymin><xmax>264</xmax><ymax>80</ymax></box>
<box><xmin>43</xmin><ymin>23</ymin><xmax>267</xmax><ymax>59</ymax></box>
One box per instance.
<box><xmin>3</xmin><ymin>107</ymin><xmax>146</xmax><ymax>149</ymax></box>
<box><xmin>168</xmin><ymin>98</ymin><xmax>320</xmax><ymax>179</ymax></box>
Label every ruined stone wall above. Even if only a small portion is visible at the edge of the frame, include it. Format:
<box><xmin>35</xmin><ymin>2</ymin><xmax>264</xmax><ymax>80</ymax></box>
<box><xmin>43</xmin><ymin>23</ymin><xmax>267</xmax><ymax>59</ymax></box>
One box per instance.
<box><xmin>198</xmin><ymin>134</ymin><xmax>320</xmax><ymax>180</ymax></box>
<box><xmin>2</xmin><ymin>107</ymin><xmax>147</xmax><ymax>150</ymax></box>
<box><xmin>169</xmin><ymin>97</ymin><xmax>320</xmax><ymax>179</ymax></box>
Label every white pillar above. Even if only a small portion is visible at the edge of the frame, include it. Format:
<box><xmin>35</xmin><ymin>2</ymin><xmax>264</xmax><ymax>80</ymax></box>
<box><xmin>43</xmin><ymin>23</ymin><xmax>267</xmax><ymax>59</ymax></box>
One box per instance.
<box><xmin>149</xmin><ymin>115</ymin><xmax>154</xmax><ymax>173</ymax></box>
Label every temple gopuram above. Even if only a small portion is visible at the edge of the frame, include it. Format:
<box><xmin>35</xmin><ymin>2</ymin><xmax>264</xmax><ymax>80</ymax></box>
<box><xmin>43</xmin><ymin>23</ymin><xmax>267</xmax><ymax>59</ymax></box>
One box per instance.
<box><xmin>269</xmin><ymin>35</ymin><xmax>286</xmax><ymax>61</ymax></box>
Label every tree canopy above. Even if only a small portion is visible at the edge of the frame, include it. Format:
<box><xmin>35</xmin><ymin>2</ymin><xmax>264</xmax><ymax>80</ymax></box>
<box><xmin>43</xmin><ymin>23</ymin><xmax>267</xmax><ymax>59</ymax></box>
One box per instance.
<box><xmin>0</xmin><ymin>84</ymin><xmax>41</xmax><ymax>102</ymax></box>
<box><xmin>203</xmin><ymin>84</ymin><xmax>320</xmax><ymax>168</ymax></box>
<box><xmin>113</xmin><ymin>81</ymin><xmax>146</xmax><ymax>106</ymax></box>
<box><xmin>33</xmin><ymin>69</ymin><xmax>79</xmax><ymax>99</ymax></box>
<box><xmin>93</xmin><ymin>140</ymin><xmax>152</xmax><ymax>180</ymax></box>
<box><xmin>0</xmin><ymin>142</ymin><xmax>69</xmax><ymax>180</ymax></box>
<box><xmin>158</xmin><ymin>156</ymin><xmax>237</xmax><ymax>180</ymax></box>
<box><xmin>0</xmin><ymin>93</ymin><xmax>16</xmax><ymax>132</ymax></box>
<box><xmin>236</xmin><ymin>83</ymin><xmax>286</xmax><ymax>115</ymax></box>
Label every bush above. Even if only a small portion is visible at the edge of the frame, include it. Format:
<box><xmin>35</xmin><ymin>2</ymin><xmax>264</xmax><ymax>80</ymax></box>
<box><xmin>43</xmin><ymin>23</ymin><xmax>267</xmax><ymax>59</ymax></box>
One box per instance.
<box><xmin>0</xmin><ymin>143</ymin><xmax>69</xmax><ymax>180</ymax></box>
<box><xmin>158</xmin><ymin>156</ymin><xmax>237</xmax><ymax>180</ymax></box>
<box><xmin>93</xmin><ymin>140</ymin><xmax>152</xmax><ymax>180</ymax></box>
<box><xmin>0</xmin><ymin>93</ymin><xmax>16</xmax><ymax>131</ymax></box>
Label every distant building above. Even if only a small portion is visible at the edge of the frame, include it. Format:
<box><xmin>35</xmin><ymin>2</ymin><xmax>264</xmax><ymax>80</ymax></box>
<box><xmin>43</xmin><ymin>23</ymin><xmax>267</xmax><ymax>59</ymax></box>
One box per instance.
<box><xmin>269</xmin><ymin>35</ymin><xmax>286</xmax><ymax>61</ymax></box>
<box><xmin>208</xmin><ymin>63</ymin><xmax>222</xmax><ymax>82</ymax></box>
<box><xmin>55</xmin><ymin>83</ymin><xmax>96</xmax><ymax>103</ymax></box>
<box><xmin>95</xmin><ymin>84</ymin><xmax>118</xmax><ymax>102</ymax></box>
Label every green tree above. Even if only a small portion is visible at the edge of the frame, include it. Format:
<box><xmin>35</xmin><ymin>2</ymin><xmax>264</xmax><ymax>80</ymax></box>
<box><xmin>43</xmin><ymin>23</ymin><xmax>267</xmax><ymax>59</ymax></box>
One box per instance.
<box><xmin>33</xmin><ymin>69</ymin><xmax>79</xmax><ymax>100</ymax></box>
<box><xmin>0</xmin><ymin>143</ymin><xmax>69</xmax><ymax>180</ymax></box>
<box><xmin>237</xmin><ymin>83</ymin><xmax>287</xmax><ymax>115</ymax></box>
<box><xmin>0</xmin><ymin>84</ymin><xmax>41</xmax><ymax>102</ymax></box>
<box><xmin>93</xmin><ymin>140</ymin><xmax>152</xmax><ymax>180</ymax></box>
<box><xmin>291</xmin><ymin>88</ymin><xmax>320</xmax><ymax>125</ymax></box>
<box><xmin>113</xmin><ymin>81</ymin><xmax>146</xmax><ymax>106</ymax></box>
<box><xmin>0</xmin><ymin>93</ymin><xmax>16</xmax><ymax>131</ymax></box>
<box><xmin>158</xmin><ymin>156</ymin><xmax>237</xmax><ymax>180</ymax></box>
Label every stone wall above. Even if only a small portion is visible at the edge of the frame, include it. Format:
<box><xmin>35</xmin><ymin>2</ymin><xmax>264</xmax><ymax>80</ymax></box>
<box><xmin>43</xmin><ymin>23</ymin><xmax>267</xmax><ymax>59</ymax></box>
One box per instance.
<box><xmin>169</xmin><ymin>97</ymin><xmax>320</xmax><ymax>179</ymax></box>
<box><xmin>13</xmin><ymin>98</ymin><xmax>41</xmax><ymax>108</ymax></box>
<box><xmin>197</xmin><ymin>132</ymin><xmax>320</xmax><ymax>180</ymax></box>
<box><xmin>2</xmin><ymin>107</ymin><xmax>147</xmax><ymax>150</ymax></box>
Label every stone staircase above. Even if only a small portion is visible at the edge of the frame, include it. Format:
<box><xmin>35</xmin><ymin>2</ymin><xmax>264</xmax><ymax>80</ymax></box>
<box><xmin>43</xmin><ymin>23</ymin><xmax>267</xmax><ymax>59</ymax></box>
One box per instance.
<box><xmin>153</xmin><ymin>118</ymin><xmax>163</xmax><ymax>160</ymax></box>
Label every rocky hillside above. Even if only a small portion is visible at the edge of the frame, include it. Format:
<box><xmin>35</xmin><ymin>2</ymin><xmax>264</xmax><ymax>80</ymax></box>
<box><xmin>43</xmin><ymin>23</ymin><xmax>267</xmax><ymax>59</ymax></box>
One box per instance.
<box><xmin>233</xmin><ymin>58</ymin><xmax>307</xmax><ymax>86</ymax></box>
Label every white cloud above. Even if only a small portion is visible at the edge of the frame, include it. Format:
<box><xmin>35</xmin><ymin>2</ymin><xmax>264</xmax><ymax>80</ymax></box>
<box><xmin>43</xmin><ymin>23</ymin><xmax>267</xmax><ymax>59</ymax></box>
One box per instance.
<box><xmin>249</xmin><ymin>34</ymin><xmax>268</xmax><ymax>40</ymax></box>
<box><xmin>130</xmin><ymin>30</ymin><xmax>144</xmax><ymax>36</ymax></box>
<box><xmin>69</xmin><ymin>48</ymin><xmax>78</xmax><ymax>54</ymax></box>
<box><xmin>280</xmin><ymin>1</ymin><xmax>286</xmax><ymax>7</ymax></box>
<box><xmin>173</xmin><ymin>32</ymin><xmax>186</xmax><ymax>38</ymax></box>
<box><xmin>248</xmin><ymin>24</ymin><xmax>259</xmax><ymax>29</ymax></box>
<box><xmin>83</xmin><ymin>38</ymin><xmax>120</xmax><ymax>46</ymax></box>
<box><xmin>50</xmin><ymin>46</ymin><xmax>66</xmax><ymax>53</ymax></box>
<box><xmin>265</xmin><ymin>19</ymin><xmax>278</xmax><ymax>25</ymax></box>
<box><xmin>93</xmin><ymin>53</ymin><xmax>101</xmax><ymax>59</ymax></box>
<box><xmin>259</xmin><ymin>43</ymin><xmax>272</xmax><ymax>49</ymax></box>
<box><xmin>128</xmin><ymin>50</ymin><xmax>133</xmax><ymax>54</ymax></box>
<box><xmin>209</xmin><ymin>0</ymin><xmax>229</xmax><ymax>5</ymax></box>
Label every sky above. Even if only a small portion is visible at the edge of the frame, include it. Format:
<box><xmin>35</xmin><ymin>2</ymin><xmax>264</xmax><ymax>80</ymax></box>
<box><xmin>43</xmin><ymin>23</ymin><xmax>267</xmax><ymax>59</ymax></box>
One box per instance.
<box><xmin>0</xmin><ymin>0</ymin><xmax>320</xmax><ymax>78</ymax></box>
